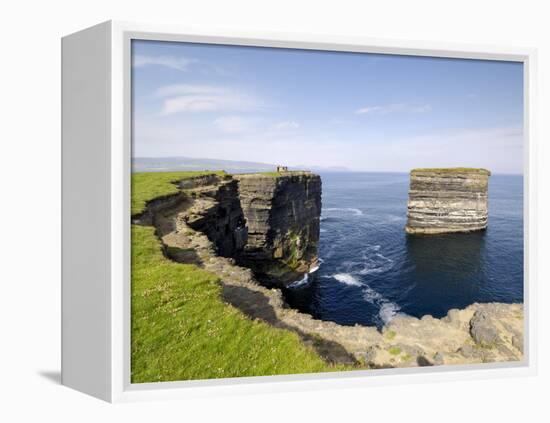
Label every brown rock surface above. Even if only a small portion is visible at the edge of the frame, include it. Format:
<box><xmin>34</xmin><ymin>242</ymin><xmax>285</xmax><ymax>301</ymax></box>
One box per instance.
<box><xmin>234</xmin><ymin>172</ymin><xmax>321</xmax><ymax>287</ymax></box>
<box><xmin>406</xmin><ymin>168</ymin><xmax>490</xmax><ymax>234</ymax></box>
<box><xmin>137</xmin><ymin>173</ymin><xmax>524</xmax><ymax>369</ymax></box>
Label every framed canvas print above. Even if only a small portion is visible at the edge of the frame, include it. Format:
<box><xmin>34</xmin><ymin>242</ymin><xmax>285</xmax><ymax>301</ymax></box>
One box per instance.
<box><xmin>61</xmin><ymin>21</ymin><xmax>537</xmax><ymax>402</ymax></box>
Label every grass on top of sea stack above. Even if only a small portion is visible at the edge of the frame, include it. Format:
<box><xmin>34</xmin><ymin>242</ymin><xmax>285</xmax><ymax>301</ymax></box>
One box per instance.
<box><xmin>411</xmin><ymin>167</ymin><xmax>491</xmax><ymax>175</ymax></box>
<box><xmin>131</xmin><ymin>224</ymin><xmax>341</xmax><ymax>382</ymax></box>
<box><xmin>131</xmin><ymin>170</ymin><xmax>225</xmax><ymax>216</ymax></box>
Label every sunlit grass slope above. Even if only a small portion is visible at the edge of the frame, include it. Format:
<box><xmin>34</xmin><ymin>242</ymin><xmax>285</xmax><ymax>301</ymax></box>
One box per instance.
<box><xmin>131</xmin><ymin>172</ymin><xmax>342</xmax><ymax>383</ymax></box>
<box><xmin>131</xmin><ymin>170</ymin><xmax>226</xmax><ymax>216</ymax></box>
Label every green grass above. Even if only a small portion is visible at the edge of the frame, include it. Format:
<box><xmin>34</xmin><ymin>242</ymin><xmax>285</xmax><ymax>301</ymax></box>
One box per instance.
<box><xmin>389</xmin><ymin>346</ymin><xmax>402</xmax><ymax>356</ymax></box>
<box><xmin>131</xmin><ymin>170</ymin><xmax>225</xmax><ymax>216</ymax></box>
<box><xmin>131</xmin><ymin>224</ymin><xmax>342</xmax><ymax>382</ymax></box>
<box><xmin>384</xmin><ymin>330</ymin><xmax>396</xmax><ymax>340</ymax></box>
<box><xmin>131</xmin><ymin>171</ymin><xmax>347</xmax><ymax>382</ymax></box>
<box><xmin>411</xmin><ymin>167</ymin><xmax>490</xmax><ymax>175</ymax></box>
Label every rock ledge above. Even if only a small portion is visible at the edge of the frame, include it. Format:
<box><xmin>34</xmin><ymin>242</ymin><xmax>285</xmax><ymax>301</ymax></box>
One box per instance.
<box><xmin>136</xmin><ymin>173</ymin><xmax>523</xmax><ymax>369</ymax></box>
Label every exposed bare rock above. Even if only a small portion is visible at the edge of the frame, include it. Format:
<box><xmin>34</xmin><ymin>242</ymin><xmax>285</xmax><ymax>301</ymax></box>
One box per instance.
<box><xmin>234</xmin><ymin>172</ymin><xmax>321</xmax><ymax>287</ymax></box>
<box><xmin>138</xmin><ymin>174</ymin><xmax>524</xmax><ymax>369</ymax></box>
<box><xmin>406</xmin><ymin>168</ymin><xmax>491</xmax><ymax>234</ymax></box>
<box><xmin>182</xmin><ymin>177</ymin><xmax>248</xmax><ymax>257</ymax></box>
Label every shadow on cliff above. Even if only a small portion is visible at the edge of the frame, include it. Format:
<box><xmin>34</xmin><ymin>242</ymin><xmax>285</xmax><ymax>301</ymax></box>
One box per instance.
<box><xmin>164</xmin><ymin>245</ymin><xmax>204</xmax><ymax>267</ymax></box>
<box><xmin>222</xmin><ymin>285</ymin><xmax>358</xmax><ymax>367</ymax></box>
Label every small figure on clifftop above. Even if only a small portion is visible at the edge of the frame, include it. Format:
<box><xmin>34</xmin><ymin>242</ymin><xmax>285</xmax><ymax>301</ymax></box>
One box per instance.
<box><xmin>276</xmin><ymin>165</ymin><xmax>288</xmax><ymax>173</ymax></box>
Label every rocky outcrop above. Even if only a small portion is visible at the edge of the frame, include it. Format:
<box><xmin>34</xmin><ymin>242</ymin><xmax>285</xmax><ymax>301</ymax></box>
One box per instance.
<box><xmin>137</xmin><ymin>172</ymin><xmax>523</xmax><ymax>369</ymax></box>
<box><xmin>234</xmin><ymin>172</ymin><xmax>321</xmax><ymax>287</ymax></box>
<box><xmin>140</xmin><ymin>171</ymin><xmax>322</xmax><ymax>288</ymax></box>
<box><xmin>406</xmin><ymin>168</ymin><xmax>491</xmax><ymax>234</ymax></box>
<box><xmin>182</xmin><ymin>177</ymin><xmax>248</xmax><ymax>257</ymax></box>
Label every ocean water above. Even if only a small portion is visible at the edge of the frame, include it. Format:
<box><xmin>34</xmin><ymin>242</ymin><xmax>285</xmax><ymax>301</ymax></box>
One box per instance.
<box><xmin>284</xmin><ymin>172</ymin><xmax>524</xmax><ymax>328</ymax></box>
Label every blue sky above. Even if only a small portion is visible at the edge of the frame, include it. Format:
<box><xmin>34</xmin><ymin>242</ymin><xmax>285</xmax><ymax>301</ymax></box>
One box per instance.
<box><xmin>132</xmin><ymin>40</ymin><xmax>524</xmax><ymax>174</ymax></box>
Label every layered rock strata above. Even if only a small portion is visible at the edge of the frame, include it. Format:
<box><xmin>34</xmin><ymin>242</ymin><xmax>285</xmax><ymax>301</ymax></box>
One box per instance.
<box><xmin>234</xmin><ymin>172</ymin><xmax>321</xmax><ymax>287</ymax></box>
<box><xmin>136</xmin><ymin>175</ymin><xmax>524</xmax><ymax>368</ymax></box>
<box><xmin>134</xmin><ymin>171</ymin><xmax>322</xmax><ymax>288</ymax></box>
<box><xmin>406</xmin><ymin>168</ymin><xmax>491</xmax><ymax>234</ymax></box>
<box><xmin>182</xmin><ymin>176</ymin><xmax>248</xmax><ymax>257</ymax></box>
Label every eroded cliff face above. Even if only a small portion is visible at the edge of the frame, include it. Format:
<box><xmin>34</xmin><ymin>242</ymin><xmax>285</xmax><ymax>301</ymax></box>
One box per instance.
<box><xmin>140</xmin><ymin>171</ymin><xmax>322</xmax><ymax>287</ymax></box>
<box><xmin>135</xmin><ymin>171</ymin><xmax>523</xmax><ymax>368</ymax></box>
<box><xmin>234</xmin><ymin>172</ymin><xmax>321</xmax><ymax>287</ymax></box>
<box><xmin>406</xmin><ymin>168</ymin><xmax>491</xmax><ymax>234</ymax></box>
<box><xmin>181</xmin><ymin>175</ymin><xmax>248</xmax><ymax>257</ymax></box>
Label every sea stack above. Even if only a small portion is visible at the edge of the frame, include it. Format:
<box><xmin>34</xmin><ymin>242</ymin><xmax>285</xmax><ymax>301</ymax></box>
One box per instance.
<box><xmin>405</xmin><ymin>168</ymin><xmax>491</xmax><ymax>234</ymax></box>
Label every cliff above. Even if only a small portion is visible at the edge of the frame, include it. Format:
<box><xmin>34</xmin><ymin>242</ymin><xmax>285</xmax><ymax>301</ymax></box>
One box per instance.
<box><xmin>135</xmin><ymin>171</ymin><xmax>523</xmax><ymax>369</ymax></box>
<box><xmin>137</xmin><ymin>171</ymin><xmax>321</xmax><ymax>288</ymax></box>
<box><xmin>180</xmin><ymin>175</ymin><xmax>248</xmax><ymax>257</ymax></box>
<box><xmin>406</xmin><ymin>168</ymin><xmax>491</xmax><ymax>234</ymax></box>
<box><xmin>234</xmin><ymin>172</ymin><xmax>322</xmax><ymax>287</ymax></box>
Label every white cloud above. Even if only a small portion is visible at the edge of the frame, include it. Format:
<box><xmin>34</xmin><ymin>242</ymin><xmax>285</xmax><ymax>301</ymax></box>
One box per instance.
<box><xmin>133</xmin><ymin>54</ymin><xmax>197</xmax><ymax>72</ymax></box>
<box><xmin>355</xmin><ymin>103</ymin><xmax>431</xmax><ymax>115</ymax></box>
<box><xmin>355</xmin><ymin>105</ymin><xmax>384</xmax><ymax>114</ymax></box>
<box><xmin>272</xmin><ymin>121</ymin><xmax>300</xmax><ymax>130</ymax></box>
<box><xmin>134</xmin><ymin>119</ymin><xmax>523</xmax><ymax>175</ymax></box>
<box><xmin>155</xmin><ymin>84</ymin><xmax>261</xmax><ymax>115</ymax></box>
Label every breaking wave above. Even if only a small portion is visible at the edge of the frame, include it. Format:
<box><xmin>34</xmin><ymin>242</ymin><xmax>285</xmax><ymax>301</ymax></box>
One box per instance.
<box><xmin>328</xmin><ymin>272</ymin><xmax>401</xmax><ymax>324</ymax></box>
<box><xmin>327</xmin><ymin>248</ymin><xmax>400</xmax><ymax>324</ymax></box>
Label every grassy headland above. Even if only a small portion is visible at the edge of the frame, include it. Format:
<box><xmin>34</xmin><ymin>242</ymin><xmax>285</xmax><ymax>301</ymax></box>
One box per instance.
<box><xmin>131</xmin><ymin>170</ymin><xmax>225</xmax><ymax>216</ymax></box>
<box><xmin>131</xmin><ymin>171</ymin><xmax>342</xmax><ymax>383</ymax></box>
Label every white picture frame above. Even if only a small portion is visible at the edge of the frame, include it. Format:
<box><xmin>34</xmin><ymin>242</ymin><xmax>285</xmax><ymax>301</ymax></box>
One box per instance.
<box><xmin>61</xmin><ymin>20</ymin><xmax>538</xmax><ymax>403</ymax></box>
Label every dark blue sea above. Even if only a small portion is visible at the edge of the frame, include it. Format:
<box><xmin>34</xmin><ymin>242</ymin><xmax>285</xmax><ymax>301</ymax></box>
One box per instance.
<box><xmin>284</xmin><ymin>172</ymin><xmax>524</xmax><ymax>327</ymax></box>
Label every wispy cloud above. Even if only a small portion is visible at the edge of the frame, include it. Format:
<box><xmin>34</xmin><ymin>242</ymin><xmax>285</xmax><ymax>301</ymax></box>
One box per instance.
<box><xmin>272</xmin><ymin>121</ymin><xmax>300</xmax><ymax>130</ymax></box>
<box><xmin>133</xmin><ymin>54</ymin><xmax>197</xmax><ymax>72</ymax></box>
<box><xmin>355</xmin><ymin>103</ymin><xmax>432</xmax><ymax>115</ymax></box>
<box><xmin>155</xmin><ymin>84</ymin><xmax>261</xmax><ymax>115</ymax></box>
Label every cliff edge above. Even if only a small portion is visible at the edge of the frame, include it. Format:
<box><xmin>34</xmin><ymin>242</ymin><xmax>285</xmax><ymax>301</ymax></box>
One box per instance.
<box><xmin>234</xmin><ymin>172</ymin><xmax>321</xmax><ymax>287</ymax></box>
<box><xmin>406</xmin><ymin>168</ymin><xmax>491</xmax><ymax>234</ymax></box>
<box><xmin>134</xmin><ymin>171</ymin><xmax>523</xmax><ymax>368</ymax></box>
<box><xmin>138</xmin><ymin>171</ymin><xmax>322</xmax><ymax>288</ymax></box>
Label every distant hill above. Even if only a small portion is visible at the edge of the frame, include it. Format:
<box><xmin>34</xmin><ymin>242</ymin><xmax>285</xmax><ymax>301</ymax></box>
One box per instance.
<box><xmin>132</xmin><ymin>156</ymin><xmax>351</xmax><ymax>173</ymax></box>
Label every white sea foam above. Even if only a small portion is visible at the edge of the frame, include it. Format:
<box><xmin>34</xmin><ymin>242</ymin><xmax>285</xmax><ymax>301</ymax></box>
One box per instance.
<box><xmin>362</xmin><ymin>286</ymin><xmax>383</xmax><ymax>302</ymax></box>
<box><xmin>289</xmin><ymin>274</ymin><xmax>309</xmax><ymax>288</ymax></box>
<box><xmin>333</xmin><ymin>273</ymin><xmax>362</xmax><ymax>286</ymax></box>
<box><xmin>355</xmin><ymin>249</ymin><xmax>394</xmax><ymax>275</ymax></box>
<box><xmin>361</xmin><ymin>287</ymin><xmax>400</xmax><ymax>324</ymax></box>
<box><xmin>378</xmin><ymin>302</ymin><xmax>401</xmax><ymax>324</ymax></box>
<box><xmin>330</xmin><ymin>269</ymin><xmax>401</xmax><ymax>325</ymax></box>
<box><xmin>309</xmin><ymin>265</ymin><xmax>320</xmax><ymax>273</ymax></box>
<box><xmin>324</xmin><ymin>207</ymin><xmax>364</xmax><ymax>216</ymax></box>
<box><xmin>320</xmin><ymin>228</ymin><xmax>327</xmax><ymax>233</ymax></box>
